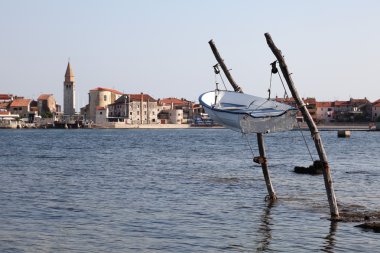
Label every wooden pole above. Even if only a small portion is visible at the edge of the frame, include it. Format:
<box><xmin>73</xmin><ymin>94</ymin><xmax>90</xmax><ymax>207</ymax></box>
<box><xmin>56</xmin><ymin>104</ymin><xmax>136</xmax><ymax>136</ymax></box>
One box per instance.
<box><xmin>208</xmin><ymin>40</ymin><xmax>243</xmax><ymax>93</ymax></box>
<box><xmin>257</xmin><ymin>133</ymin><xmax>277</xmax><ymax>200</ymax></box>
<box><xmin>264</xmin><ymin>33</ymin><xmax>339</xmax><ymax>219</ymax></box>
<box><xmin>208</xmin><ymin>39</ymin><xmax>276</xmax><ymax>200</ymax></box>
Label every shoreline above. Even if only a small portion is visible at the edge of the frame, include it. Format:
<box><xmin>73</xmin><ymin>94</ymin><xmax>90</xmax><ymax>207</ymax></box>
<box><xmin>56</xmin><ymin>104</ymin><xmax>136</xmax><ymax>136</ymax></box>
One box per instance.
<box><xmin>1</xmin><ymin>122</ymin><xmax>378</xmax><ymax>131</ymax></box>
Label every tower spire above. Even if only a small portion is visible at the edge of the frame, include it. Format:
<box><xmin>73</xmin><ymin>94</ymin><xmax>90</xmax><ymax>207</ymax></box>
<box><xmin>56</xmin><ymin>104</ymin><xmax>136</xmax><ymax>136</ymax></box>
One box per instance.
<box><xmin>65</xmin><ymin>62</ymin><xmax>74</xmax><ymax>82</ymax></box>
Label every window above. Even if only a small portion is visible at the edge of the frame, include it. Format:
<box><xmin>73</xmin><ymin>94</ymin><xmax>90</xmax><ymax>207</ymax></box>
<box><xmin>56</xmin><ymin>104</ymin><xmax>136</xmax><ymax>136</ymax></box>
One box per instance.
<box><xmin>104</xmin><ymin>95</ymin><xmax>107</xmax><ymax>101</ymax></box>
<box><xmin>100</xmin><ymin>112</ymin><xmax>103</xmax><ymax>115</ymax></box>
<box><xmin>130</xmin><ymin>112</ymin><xmax>132</xmax><ymax>115</ymax></box>
<box><xmin>144</xmin><ymin>111</ymin><xmax>147</xmax><ymax>115</ymax></box>
<box><xmin>137</xmin><ymin>111</ymin><xmax>139</xmax><ymax>115</ymax></box>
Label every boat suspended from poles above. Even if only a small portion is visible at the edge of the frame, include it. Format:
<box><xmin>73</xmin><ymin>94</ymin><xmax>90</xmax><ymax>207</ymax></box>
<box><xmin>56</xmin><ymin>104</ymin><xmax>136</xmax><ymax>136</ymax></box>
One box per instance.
<box><xmin>199</xmin><ymin>90</ymin><xmax>297</xmax><ymax>134</ymax></box>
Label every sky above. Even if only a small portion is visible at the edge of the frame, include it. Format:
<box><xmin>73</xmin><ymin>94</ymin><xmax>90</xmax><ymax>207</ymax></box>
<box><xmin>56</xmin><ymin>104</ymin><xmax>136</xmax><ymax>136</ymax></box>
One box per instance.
<box><xmin>1</xmin><ymin>0</ymin><xmax>380</xmax><ymax>110</ymax></box>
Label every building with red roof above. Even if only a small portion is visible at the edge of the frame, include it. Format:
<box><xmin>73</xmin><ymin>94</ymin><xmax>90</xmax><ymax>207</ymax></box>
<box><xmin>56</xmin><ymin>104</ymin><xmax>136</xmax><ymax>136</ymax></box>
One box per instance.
<box><xmin>37</xmin><ymin>94</ymin><xmax>57</xmax><ymax>116</ymax></box>
<box><xmin>87</xmin><ymin>87</ymin><xmax>123</xmax><ymax>122</ymax></box>
<box><xmin>333</xmin><ymin>98</ymin><xmax>371</xmax><ymax>122</ymax></box>
<box><xmin>316</xmin><ymin>101</ymin><xmax>334</xmax><ymax>123</ymax></box>
<box><xmin>9</xmin><ymin>99</ymin><xmax>32</xmax><ymax>118</ymax></box>
<box><xmin>108</xmin><ymin>93</ymin><xmax>161</xmax><ymax>124</ymax></box>
<box><xmin>0</xmin><ymin>94</ymin><xmax>14</xmax><ymax>102</ymax></box>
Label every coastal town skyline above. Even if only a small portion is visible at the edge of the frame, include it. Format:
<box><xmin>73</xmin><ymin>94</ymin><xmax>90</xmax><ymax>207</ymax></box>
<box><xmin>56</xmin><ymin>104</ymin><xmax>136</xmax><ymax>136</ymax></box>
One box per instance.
<box><xmin>1</xmin><ymin>1</ymin><xmax>380</xmax><ymax>107</ymax></box>
<box><xmin>2</xmin><ymin>61</ymin><xmax>379</xmax><ymax>110</ymax></box>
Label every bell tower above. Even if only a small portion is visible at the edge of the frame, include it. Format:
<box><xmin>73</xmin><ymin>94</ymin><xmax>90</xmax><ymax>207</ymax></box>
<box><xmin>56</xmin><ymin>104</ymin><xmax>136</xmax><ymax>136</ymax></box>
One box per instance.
<box><xmin>63</xmin><ymin>62</ymin><xmax>76</xmax><ymax>115</ymax></box>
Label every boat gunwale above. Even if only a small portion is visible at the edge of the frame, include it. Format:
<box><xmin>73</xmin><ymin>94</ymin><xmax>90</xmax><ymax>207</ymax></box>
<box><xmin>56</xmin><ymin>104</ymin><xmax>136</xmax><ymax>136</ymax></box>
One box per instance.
<box><xmin>199</xmin><ymin>91</ymin><xmax>297</xmax><ymax>119</ymax></box>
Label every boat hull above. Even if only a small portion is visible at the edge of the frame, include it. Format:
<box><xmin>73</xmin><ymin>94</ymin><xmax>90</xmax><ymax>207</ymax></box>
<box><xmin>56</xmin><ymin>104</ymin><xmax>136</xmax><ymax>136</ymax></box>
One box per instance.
<box><xmin>199</xmin><ymin>90</ymin><xmax>297</xmax><ymax>134</ymax></box>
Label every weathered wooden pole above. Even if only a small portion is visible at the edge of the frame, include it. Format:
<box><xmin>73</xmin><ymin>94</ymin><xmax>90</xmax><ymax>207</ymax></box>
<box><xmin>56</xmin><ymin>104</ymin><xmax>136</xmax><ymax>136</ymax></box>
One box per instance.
<box><xmin>257</xmin><ymin>133</ymin><xmax>277</xmax><ymax>200</ymax></box>
<box><xmin>208</xmin><ymin>40</ymin><xmax>243</xmax><ymax>93</ymax></box>
<box><xmin>209</xmin><ymin>39</ymin><xmax>277</xmax><ymax>200</ymax></box>
<box><xmin>264</xmin><ymin>33</ymin><xmax>339</xmax><ymax>219</ymax></box>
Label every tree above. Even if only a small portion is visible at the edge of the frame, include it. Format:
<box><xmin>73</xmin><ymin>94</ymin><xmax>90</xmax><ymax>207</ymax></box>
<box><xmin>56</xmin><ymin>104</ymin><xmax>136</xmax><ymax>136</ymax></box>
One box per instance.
<box><xmin>41</xmin><ymin>112</ymin><xmax>53</xmax><ymax>118</ymax></box>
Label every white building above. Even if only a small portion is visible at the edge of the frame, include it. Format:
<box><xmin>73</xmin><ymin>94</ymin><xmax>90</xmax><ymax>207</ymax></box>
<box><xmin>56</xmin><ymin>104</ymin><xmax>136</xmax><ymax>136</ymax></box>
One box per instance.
<box><xmin>95</xmin><ymin>106</ymin><xmax>108</xmax><ymax>125</ymax></box>
<box><xmin>316</xmin><ymin>101</ymin><xmax>334</xmax><ymax>123</ymax></box>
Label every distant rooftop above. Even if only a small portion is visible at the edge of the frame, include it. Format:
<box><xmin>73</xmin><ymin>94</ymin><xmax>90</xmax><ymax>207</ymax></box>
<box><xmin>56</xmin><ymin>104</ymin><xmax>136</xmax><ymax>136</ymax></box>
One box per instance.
<box><xmin>10</xmin><ymin>99</ymin><xmax>32</xmax><ymax>107</ymax></box>
<box><xmin>37</xmin><ymin>94</ymin><xmax>53</xmax><ymax>100</ymax></box>
<box><xmin>90</xmin><ymin>87</ymin><xmax>123</xmax><ymax>95</ymax></box>
<box><xmin>128</xmin><ymin>93</ymin><xmax>157</xmax><ymax>102</ymax></box>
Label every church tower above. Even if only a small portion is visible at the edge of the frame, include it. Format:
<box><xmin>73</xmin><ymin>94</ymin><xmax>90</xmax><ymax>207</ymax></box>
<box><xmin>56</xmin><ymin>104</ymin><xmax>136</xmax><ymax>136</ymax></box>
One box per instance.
<box><xmin>63</xmin><ymin>62</ymin><xmax>76</xmax><ymax>115</ymax></box>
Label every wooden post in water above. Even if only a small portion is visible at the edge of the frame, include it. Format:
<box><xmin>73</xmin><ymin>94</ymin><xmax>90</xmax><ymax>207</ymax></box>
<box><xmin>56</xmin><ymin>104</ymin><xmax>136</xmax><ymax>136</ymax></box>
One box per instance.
<box><xmin>257</xmin><ymin>133</ymin><xmax>277</xmax><ymax>200</ymax></box>
<box><xmin>264</xmin><ymin>33</ymin><xmax>339</xmax><ymax>219</ymax></box>
<box><xmin>208</xmin><ymin>39</ymin><xmax>277</xmax><ymax>200</ymax></box>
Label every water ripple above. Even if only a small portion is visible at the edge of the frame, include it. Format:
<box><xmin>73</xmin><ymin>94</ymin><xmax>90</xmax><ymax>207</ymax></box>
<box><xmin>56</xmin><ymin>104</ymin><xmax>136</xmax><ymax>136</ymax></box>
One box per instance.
<box><xmin>0</xmin><ymin>129</ymin><xmax>379</xmax><ymax>252</ymax></box>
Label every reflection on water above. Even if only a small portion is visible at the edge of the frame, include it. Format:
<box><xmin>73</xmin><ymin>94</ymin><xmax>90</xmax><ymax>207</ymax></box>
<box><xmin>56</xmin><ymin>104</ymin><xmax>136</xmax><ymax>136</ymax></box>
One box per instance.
<box><xmin>256</xmin><ymin>200</ymin><xmax>275</xmax><ymax>252</ymax></box>
<box><xmin>322</xmin><ymin>221</ymin><xmax>338</xmax><ymax>253</ymax></box>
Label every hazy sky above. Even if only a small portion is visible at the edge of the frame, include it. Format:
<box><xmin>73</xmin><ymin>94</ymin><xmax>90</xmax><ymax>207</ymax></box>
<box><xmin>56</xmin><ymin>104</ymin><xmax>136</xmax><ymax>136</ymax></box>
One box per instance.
<box><xmin>1</xmin><ymin>0</ymin><xmax>379</xmax><ymax>109</ymax></box>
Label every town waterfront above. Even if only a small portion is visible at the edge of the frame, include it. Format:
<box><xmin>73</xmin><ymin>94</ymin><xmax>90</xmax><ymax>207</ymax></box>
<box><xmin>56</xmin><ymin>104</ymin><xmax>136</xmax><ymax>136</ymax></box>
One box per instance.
<box><xmin>0</xmin><ymin>129</ymin><xmax>379</xmax><ymax>252</ymax></box>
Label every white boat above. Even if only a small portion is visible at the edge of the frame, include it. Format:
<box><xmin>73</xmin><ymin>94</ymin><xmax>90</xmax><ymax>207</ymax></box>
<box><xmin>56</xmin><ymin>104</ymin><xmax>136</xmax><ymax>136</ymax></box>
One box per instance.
<box><xmin>199</xmin><ymin>90</ymin><xmax>297</xmax><ymax>134</ymax></box>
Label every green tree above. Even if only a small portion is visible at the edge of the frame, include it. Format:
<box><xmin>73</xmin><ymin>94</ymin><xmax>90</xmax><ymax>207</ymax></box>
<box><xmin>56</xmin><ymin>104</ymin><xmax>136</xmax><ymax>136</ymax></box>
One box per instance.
<box><xmin>41</xmin><ymin>112</ymin><xmax>53</xmax><ymax>118</ymax></box>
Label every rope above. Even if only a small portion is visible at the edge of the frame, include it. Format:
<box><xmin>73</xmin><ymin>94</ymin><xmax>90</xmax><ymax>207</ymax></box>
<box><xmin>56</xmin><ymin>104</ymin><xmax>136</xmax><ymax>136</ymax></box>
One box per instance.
<box><xmin>213</xmin><ymin>63</ymin><xmax>228</xmax><ymax>90</ymax></box>
<box><xmin>268</xmin><ymin>71</ymin><xmax>272</xmax><ymax>100</ymax></box>
<box><xmin>268</xmin><ymin>61</ymin><xmax>289</xmax><ymax>99</ymax></box>
<box><xmin>219</xmin><ymin>73</ymin><xmax>228</xmax><ymax>90</ymax></box>
<box><xmin>277</xmin><ymin>72</ymin><xmax>289</xmax><ymax>98</ymax></box>
<box><xmin>296</xmin><ymin>120</ymin><xmax>314</xmax><ymax>162</ymax></box>
<box><xmin>242</xmin><ymin>132</ymin><xmax>255</xmax><ymax>158</ymax></box>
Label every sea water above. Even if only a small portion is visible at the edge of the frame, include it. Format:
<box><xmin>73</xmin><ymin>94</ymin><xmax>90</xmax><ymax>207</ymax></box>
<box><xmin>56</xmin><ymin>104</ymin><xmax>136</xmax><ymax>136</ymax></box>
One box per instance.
<box><xmin>0</xmin><ymin>129</ymin><xmax>379</xmax><ymax>252</ymax></box>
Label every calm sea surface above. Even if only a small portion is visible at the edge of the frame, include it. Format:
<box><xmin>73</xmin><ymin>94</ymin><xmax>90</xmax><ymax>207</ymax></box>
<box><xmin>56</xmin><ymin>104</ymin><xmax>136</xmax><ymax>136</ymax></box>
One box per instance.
<box><xmin>0</xmin><ymin>128</ymin><xmax>379</xmax><ymax>252</ymax></box>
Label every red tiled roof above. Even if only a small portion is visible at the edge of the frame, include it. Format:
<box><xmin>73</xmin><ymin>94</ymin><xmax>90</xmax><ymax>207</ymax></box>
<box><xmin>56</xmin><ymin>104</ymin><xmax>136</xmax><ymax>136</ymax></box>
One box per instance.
<box><xmin>0</xmin><ymin>94</ymin><xmax>12</xmax><ymax>100</ymax></box>
<box><xmin>0</xmin><ymin>111</ymin><xmax>10</xmax><ymax>115</ymax></box>
<box><xmin>0</xmin><ymin>102</ymin><xmax>10</xmax><ymax>109</ymax></box>
<box><xmin>372</xmin><ymin>99</ymin><xmax>380</xmax><ymax>104</ymax></box>
<box><xmin>10</xmin><ymin>99</ymin><xmax>32</xmax><ymax>107</ymax></box>
<box><xmin>90</xmin><ymin>87</ymin><xmax>123</xmax><ymax>95</ymax></box>
<box><xmin>128</xmin><ymin>93</ymin><xmax>157</xmax><ymax>102</ymax></box>
<box><xmin>316</xmin><ymin>101</ymin><xmax>333</xmax><ymax>107</ymax></box>
<box><xmin>159</xmin><ymin>97</ymin><xmax>188</xmax><ymax>105</ymax></box>
<box><xmin>38</xmin><ymin>94</ymin><xmax>53</xmax><ymax>100</ymax></box>
<box><xmin>334</xmin><ymin>101</ymin><xmax>350</xmax><ymax>107</ymax></box>
<box><xmin>96</xmin><ymin>106</ymin><xmax>106</xmax><ymax>110</ymax></box>
<box><xmin>304</xmin><ymin>98</ymin><xmax>316</xmax><ymax>104</ymax></box>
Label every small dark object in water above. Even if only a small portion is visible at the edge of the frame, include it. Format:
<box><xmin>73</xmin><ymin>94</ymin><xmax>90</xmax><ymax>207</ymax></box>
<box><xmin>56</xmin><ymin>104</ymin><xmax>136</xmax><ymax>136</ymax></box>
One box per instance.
<box><xmin>355</xmin><ymin>222</ymin><xmax>380</xmax><ymax>233</ymax></box>
<box><xmin>294</xmin><ymin>160</ymin><xmax>323</xmax><ymax>175</ymax></box>
<box><xmin>337</xmin><ymin>130</ymin><xmax>351</xmax><ymax>138</ymax></box>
